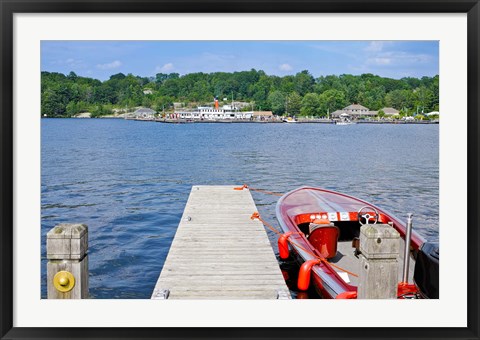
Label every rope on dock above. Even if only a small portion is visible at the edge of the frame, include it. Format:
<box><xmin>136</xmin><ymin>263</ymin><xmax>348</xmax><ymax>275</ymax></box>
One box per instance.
<box><xmin>234</xmin><ymin>184</ymin><xmax>283</xmax><ymax>196</ymax></box>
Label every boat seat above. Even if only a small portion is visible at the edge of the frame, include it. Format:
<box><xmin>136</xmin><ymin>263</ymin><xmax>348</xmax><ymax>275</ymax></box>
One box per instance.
<box><xmin>308</xmin><ymin>222</ymin><xmax>340</xmax><ymax>259</ymax></box>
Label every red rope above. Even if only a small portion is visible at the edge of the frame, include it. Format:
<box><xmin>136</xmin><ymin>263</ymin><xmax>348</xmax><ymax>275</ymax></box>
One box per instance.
<box><xmin>234</xmin><ymin>184</ymin><xmax>283</xmax><ymax>196</ymax></box>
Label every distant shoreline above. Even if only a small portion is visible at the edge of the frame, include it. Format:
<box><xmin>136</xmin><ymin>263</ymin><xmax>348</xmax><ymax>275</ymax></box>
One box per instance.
<box><xmin>41</xmin><ymin>117</ymin><xmax>439</xmax><ymax>125</ymax></box>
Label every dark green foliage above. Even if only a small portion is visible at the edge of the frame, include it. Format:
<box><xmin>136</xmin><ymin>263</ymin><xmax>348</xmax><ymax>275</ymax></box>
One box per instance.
<box><xmin>41</xmin><ymin>70</ymin><xmax>439</xmax><ymax>117</ymax></box>
<box><xmin>287</xmin><ymin>92</ymin><xmax>302</xmax><ymax>115</ymax></box>
<box><xmin>318</xmin><ymin>89</ymin><xmax>347</xmax><ymax>115</ymax></box>
<box><xmin>268</xmin><ymin>90</ymin><xmax>286</xmax><ymax>114</ymax></box>
<box><xmin>300</xmin><ymin>93</ymin><xmax>322</xmax><ymax>116</ymax></box>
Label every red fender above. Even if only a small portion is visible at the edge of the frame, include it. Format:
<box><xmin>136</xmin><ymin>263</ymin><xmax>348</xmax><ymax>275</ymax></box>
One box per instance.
<box><xmin>298</xmin><ymin>259</ymin><xmax>321</xmax><ymax>291</ymax></box>
<box><xmin>336</xmin><ymin>291</ymin><xmax>357</xmax><ymax>299</ymax></box>
<box><xmin>397</xmin><ymin>282</ymin><xmax>419</xmax><ymax>298</ymax></box>
<box><xmin>278</xmin><ymin>232</ymin><xmax>293</xmax><ymax>259</ymax></box>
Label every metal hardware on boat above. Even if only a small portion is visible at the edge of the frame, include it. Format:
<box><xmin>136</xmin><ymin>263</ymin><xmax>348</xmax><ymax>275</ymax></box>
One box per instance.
<box><xmin>402</xmin><ymin>213</ymin><xmax>413</xmax><ymax>283</ymax></box>
<box><xmin>184</xmin><ymin>216</ymin><xmax>192</xmax><ymax>221</ymax></box>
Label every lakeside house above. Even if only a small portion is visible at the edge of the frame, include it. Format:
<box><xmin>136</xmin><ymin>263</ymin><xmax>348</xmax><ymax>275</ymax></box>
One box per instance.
<box><xmin>330</xmin><ymin>109</ymin><xmax>345</xmax><ymax>118</ymax></box>
<box><xmin>331</xmin><ymin>104</ymin><xmax>376</xmax><ymax>118</ymax></box>
<box><xmin>344</xmin><ymin>104</ymin><xmax>370</xmax><ymax>116</ymax></box>
<box><xmin>331</xmin><ymin>104</ymin><xmax>400</xmax><ymax>118</ymax></box>
<box><xmin>134</xmin><ymin>108</ymin><xmax>156</xmax><ymax>119</ymax></box>
<box><xmin>380</xmin><ymin>107</ymin><xmax>400</xmax><ymax>116</ymax></box>
<box><xmin>252</xmin><ymin>111</ymin><xmax>274</xmax><ymax>120</ymax></box>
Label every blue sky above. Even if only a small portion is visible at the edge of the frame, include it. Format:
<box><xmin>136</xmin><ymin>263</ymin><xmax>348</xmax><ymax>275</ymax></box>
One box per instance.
<box><xmin>41</xmin><ymin>41</ymin><xmax>439</xmax><ymax>81</ymax></box>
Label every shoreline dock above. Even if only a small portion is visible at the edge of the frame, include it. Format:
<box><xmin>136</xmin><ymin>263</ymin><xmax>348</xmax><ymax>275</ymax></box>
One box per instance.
<box><xmin>129</xmin><ymin>117</ymin><xmax>439</xmax><ymax>124</ymax></box>
<box><xmin>151</xmin><ymin>185</ymin><xmax>291</xmax><ymax>300</ymax></box>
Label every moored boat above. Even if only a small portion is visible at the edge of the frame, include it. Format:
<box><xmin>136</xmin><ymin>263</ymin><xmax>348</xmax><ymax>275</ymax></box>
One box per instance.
<box><xmin>275</xmin><ymin>186</ymin><xmax>439</xmax><ymax>299</ymax></box>
<box><xmin>335</xmin><ymin>120</ymin><xmax>356</xmax><ymax>125</ymax></box>
<box><xmin>174</xmin><ymin>96</ymin><xmax>253</xmax><ymax>120</ymax></box>
<box><xmin>282</xmin><ymin>117</ymin><xmax>298</xmax><ymax>123</ymax></box>
<box><xmin>336</xmin><ymin>113</ymin><xmax>356</xmax><ymax>125</ymax></box>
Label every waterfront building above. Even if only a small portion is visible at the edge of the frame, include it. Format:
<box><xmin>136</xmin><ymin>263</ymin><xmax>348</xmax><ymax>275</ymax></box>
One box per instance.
<box><xmin>380</xmin><ymin>107</ymin><xmax>400</xmax><ymax>116</ymax></box>
<box><xmin>331</xmin><ymin>104</ymin><xmax>399</xmax><ymax>118</ymax></box>
<box><xmin>330</xmin><ymin>110</ymin><xmax>345</xmax><ymax>118</ymax></box>
<box><xmin>252</xmin><ymin>111</ymin><xmax>274</xmax><ymax>120</ymax></box>
<box><xmin>331</xmin><ymin>104</ymin><xmax>374</xmax><ymax>118</ymax></box>
<box><xmin>134</xmin><ymin>108</ymin><xmax>156</xmax><ymax>119</ymax></box>
<box><xmin>343</xmin><ymin>103</ymin><xmax>370</xmax><ymax>116</ymax></box>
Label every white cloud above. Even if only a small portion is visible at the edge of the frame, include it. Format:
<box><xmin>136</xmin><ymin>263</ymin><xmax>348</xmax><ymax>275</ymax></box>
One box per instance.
<box><xmin>398</xmin><ymin>52</ymin><xmax>431</xmax><ymax>63</ymax></box>
<box><xmin>364</xmin><ymin>41</ymin><xmax>387</xmax><ymax>52</ymax></box>
<box><xmin>96</xmin><ymin>60</ymin><xmax>122</xmax><ymax>70</ymax></box>
<box><xmin>156</xmin><ymin>63</ymin><xmax>174</xmax><ymax>72</ymax></box>
<box><xmin>279</xmin><ymin>63</ymin><xmax>292</xmax><ymax>71</ymax></box>
<box><xmin>369</xmin><ymin>57</ymin><xmax>392</xmax><ymax>65</ymax></box>
<box><xmin>366</xmin><ymin>52</ymin><xmax>431</xmax><ymax>66</ymax></box>
<box><xmin>51</xmin><ymin>58</ymin><xmax>84</xmax><ymax>68</ymax></box>
<box><xmin>201</xmin><ymin>52</ymin><xmax>235</xmax><ymax>62</ymax></box>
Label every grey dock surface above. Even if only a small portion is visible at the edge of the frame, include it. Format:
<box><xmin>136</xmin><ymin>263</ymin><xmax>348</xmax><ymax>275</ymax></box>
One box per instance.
<box><xmin>152</xmin><ymin>185</ymin><xmax>290</xmax><ymax>299</ymax></box>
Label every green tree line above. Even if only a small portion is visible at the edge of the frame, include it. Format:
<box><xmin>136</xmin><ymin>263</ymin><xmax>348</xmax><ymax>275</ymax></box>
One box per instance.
<box><xmin>41</xmin><ymin>69</ymin><xmax>439</xmax><ymax>117</ymax></box>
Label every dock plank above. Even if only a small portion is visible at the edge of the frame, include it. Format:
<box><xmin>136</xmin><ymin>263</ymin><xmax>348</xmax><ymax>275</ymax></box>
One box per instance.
<box><xmin>152</xmin><ymin>185</ymin><xmax>291</xmax><ymax>299</ymax></box>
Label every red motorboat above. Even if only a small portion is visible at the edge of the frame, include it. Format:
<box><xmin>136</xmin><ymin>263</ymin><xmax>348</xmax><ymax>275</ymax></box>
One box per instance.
<box><xmin>275</xmin><ymin>186</ymin><xmax>439</xmax><ymax>299</ymax></box>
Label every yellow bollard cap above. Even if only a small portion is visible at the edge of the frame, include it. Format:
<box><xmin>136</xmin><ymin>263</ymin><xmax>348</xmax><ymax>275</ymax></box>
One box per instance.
<box><xmin>53</xmin><ymin>271</ymin><xmax>75</xmax><ymax>293</ymax></box>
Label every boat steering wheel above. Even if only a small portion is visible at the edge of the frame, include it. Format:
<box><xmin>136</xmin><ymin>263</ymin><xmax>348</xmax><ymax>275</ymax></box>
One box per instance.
<box><xmin>358</xmin><ymin>206</ymin><xmax>379</xmax><ymax>225</ymax></box>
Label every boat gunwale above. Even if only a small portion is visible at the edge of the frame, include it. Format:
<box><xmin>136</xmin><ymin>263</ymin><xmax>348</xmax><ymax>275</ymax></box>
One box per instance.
<box><xmin>275</xmin><ymin>186</ymin><xmax>427</xmax><ymax>298</ymax></box>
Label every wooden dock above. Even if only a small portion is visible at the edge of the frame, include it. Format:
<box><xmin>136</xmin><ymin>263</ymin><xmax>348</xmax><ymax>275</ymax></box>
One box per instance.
<box><xmin>151</xmin><ymin>185</ymin><xmax>291</xmax><ymax>299</ymax></box>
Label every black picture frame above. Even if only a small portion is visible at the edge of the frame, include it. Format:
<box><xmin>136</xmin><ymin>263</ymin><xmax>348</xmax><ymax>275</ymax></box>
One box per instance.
<box><xmin>1</xmin><ymin>1</ymin><xmax>479</xmax><ymax>339</ymax></box>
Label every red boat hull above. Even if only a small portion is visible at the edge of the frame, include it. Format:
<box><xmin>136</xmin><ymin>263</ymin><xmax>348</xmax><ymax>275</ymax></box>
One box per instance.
<box><xmin>275</xmin><ymin>186</ymin><xmax>425</xmax><ymax>299</ymax></box>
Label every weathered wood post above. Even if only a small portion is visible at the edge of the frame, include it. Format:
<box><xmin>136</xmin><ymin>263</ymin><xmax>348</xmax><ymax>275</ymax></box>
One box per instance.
<box><xmin>358</xmin><ymin>223</ymin><xmax>400</xmax><ymax>299</ymax></box>
<box><xmin>47</xmin><ymin>223</ymin><xmax>88</xmax><ymax>299</ymax></box>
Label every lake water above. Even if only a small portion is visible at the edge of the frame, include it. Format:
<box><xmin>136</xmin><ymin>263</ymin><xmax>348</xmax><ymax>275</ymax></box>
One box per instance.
<box><xmin>41</xmin><ymin>119</ymin><xmax>439</xmax><ymax>299</ymax></box>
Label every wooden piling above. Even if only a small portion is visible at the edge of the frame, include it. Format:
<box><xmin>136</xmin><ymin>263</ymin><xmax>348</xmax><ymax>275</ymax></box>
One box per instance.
<box><xmin>357</xmin><ymin>223</ymin><xmax>400</xmax><ymax>299</ymax></box>
<box><xmin>47</xmin><ymin>223</ymin><xmax>89</xmax><ymax>299</ymax></box>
